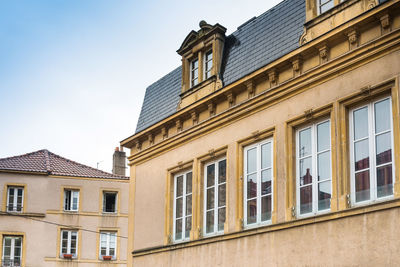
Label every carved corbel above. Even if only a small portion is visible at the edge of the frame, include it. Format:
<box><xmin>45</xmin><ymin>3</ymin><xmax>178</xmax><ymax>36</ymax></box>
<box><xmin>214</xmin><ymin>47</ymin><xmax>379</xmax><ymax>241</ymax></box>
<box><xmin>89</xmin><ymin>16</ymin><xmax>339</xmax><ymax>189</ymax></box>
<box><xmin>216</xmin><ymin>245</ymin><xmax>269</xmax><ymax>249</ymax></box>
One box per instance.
<box><xmin>304</xmin><ymin>109</ymin><xmax>314</xmax><ymax>121</ymax></box>
<box><xmin>361</xmin><ymin>85</ymin><xmax>372</xmax><ymax>97</ymax></box>
<box><xmin>318</xmin><ymin>44</ymin><xmax>329</xmax><ymax>64</ymax></box>
<box><xmin>291</xmin><ymin>57</ymin><xmax>302</xmax><ymax>77</ymax></box>
<box><xmin>226</xmin><ymin>92</ymin><xmax>235</xmax><ymax>107</ymax></box>
<box><xmin>135</xmin><ymin>140</ymin><xmax>142</xmax><ymax>151</ymax></box>
<box><xmin>246</xmin><ymin>80</ymin><xmax>255</xmax><ymax>98</ymax></box>
<box><xmin>208</xmin><ymin>149</ymin><xmax>215</xmax><ymax>158</ymax></box>
<box><xmin>268</xmin><ymin>69</ymin><xmax>278</xmax><ymax>87</ymax></box>
<box><xmin>191</xmin><ymin>110</ymin><xmax>198</xmax><ymax>125</ymax></box>
<box><xmin>208</xmin><ymin>102</ymin><xmax>216</xmax><ymax>117</ymax></box>
<box><xmin>148</xmin><ymin>133</ymin><xmax>154</xmax><ymax>145</ymax></box>
<box><xmin>251</xmin><ymin>130</ymin><xmax>260</xmax><ymax>140</ymax></box>
<box><xmin>161</xmin><ymin>126</ymin><xmax>168</xmax><ymax>140</ymax></box>
<box><xmin>379</xmin><ymin>13</ymin><xmax>390</xmax><ymax>34</ymax></box>
<box><xmin>347</xmin><ymin>29</ymin><xmax>358</xmax><ymax>50</ymax></box>
<box><xmin>176</xmin><ymin>119</ymin><xmax>183</xmax><ymax>132</ymax></box>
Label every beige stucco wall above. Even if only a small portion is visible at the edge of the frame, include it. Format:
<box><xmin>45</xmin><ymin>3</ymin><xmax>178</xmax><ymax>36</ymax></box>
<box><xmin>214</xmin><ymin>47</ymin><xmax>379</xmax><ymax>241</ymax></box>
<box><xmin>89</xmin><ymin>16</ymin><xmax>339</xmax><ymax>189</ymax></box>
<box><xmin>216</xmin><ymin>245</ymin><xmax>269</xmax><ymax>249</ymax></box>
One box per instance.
<box><xmin>131</xmin><ymin>47</ymin><xmax>400</xmax><ymax>265</ymax></box>
<box><xmin>0</xmin><ymin>172</ymin><xmax>129</xmax><ymax>267</ymax></box>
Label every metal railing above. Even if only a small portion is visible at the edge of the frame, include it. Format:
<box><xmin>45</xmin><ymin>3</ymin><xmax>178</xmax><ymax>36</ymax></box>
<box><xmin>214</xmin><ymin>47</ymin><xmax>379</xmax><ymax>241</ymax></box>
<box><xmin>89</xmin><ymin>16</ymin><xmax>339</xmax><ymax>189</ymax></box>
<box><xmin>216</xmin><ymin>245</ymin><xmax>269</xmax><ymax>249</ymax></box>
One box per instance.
<box><xmin>2</xmin><ymin>259</ymin><xmax>21</xmax><ymax>267</ymax></box>
<box><xmin>6</xmin><ymin>205</ymin><xmax>23</xmax><ymax>212</ymax></box>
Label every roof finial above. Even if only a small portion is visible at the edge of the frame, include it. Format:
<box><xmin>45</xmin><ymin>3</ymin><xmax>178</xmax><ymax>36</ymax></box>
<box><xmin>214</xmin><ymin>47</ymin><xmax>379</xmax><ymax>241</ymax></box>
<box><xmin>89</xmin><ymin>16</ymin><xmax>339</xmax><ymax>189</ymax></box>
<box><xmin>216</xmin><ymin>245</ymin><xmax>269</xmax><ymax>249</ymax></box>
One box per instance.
<box><xmin>199</xmin><ymin>20</ymin><xmax>208</xmax><ymax>29</ymax></box>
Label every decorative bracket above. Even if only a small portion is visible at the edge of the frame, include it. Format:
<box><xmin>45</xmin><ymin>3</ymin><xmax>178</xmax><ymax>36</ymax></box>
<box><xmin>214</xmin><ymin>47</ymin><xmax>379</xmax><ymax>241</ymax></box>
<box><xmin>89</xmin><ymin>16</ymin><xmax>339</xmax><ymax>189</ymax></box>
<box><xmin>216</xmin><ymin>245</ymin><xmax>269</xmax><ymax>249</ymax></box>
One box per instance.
<box><xmin>318</xmin><ymin>44</ymin><xmax>329</xmax><ymax>64</ymax></box>
<box><xmin>304</xmin><ymin>109</ymin><xmax>314</xmax><ymax>121</ymax></box>
<box><xmin>246</xmin><ymin>80</ymin><xmax>255</xmax><ymax>98</ymax></box>
<box><xmin>148</xmin><ymin>133</ymin><xmax>154</xmax><ymax>145</ymax></box>
<box><xmin>176</xmin><ymin>119</ymin><xmax>183</xmax><ymax>132</ymax></box>
<box><xmin>208</xmin><ymin>102</ymin><xmax>216</xmax><ymax>116</ymax></box>
<box><xmin>161</xmin><ymin>126</ymin><xmax>168</xmax><ymax>140</ymax></box>
<box><xmin>226</xmin><ymin>92</ymin><xmax>235</xmax><ymax>107</ymax></box>
<box><xmin>291</xmin><ymin>57</ymin><xmax>302</xmax><ymax>77</ymax></box>
<box><xmin>135</xmin><ymin>140</ymin><xmax>142</xmax><ymax>151</ymax></box>
<box><xmin>346</xmin><ymin>29</ymin><xmax>358</xmax><ymax>50</ymax></box>
<box><xmin>191</xmin><ymin>110</ymin><xmax>198</xmax><ymax>125</ymax></box>
<box><xmin>268</xmin><ymin>69</ymin><xmax>278</xmax><ymax>87</ymax></box>
<box><xmin>379</xmin><ymin>13</ymin><xmax>390</xmax><ymax>34</ymax></box>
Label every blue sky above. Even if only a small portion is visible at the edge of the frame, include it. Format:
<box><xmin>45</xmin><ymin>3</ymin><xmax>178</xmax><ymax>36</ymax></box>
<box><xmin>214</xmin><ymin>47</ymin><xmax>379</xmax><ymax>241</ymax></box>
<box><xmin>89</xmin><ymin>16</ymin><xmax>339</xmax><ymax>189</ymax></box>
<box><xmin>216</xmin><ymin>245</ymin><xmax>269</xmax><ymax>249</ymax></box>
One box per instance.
<box><xmin>0</xmin><ymin>0</ymin><xmax>282</xmax><ymax>172</ymax></box>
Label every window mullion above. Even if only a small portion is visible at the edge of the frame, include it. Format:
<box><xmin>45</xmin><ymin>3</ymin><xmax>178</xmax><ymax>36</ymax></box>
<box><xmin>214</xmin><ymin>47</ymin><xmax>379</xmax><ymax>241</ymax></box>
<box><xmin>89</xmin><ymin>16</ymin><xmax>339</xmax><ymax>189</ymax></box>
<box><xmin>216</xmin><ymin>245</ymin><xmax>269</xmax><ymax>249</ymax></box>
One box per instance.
<box><xmin>369</xmin><ymin>103</ymin><xmax>376</xmax><ymax>201</ymax></box>
<box><xmin>183</xmin><ymin>173</ymin><xmax>187</xmax><ymax>238</ymax></box>
<box><xmin>312</xmin><ymin>125</ymin><xmax>317</xmax><ymax>214</ymax></box>
<box><xmin>10</xmin><ymin>238</ymin><xmax>15</xmax><ymax>260</ymax></box>
<box><xmin>257</xmin><ymin>144</ymin><xmax>261</xmax><ymax>224</ymax></box>
<box><xmin>214</xmin><ymin>162</ymin><xmax>218</xmax><ymax>233</ymax></box>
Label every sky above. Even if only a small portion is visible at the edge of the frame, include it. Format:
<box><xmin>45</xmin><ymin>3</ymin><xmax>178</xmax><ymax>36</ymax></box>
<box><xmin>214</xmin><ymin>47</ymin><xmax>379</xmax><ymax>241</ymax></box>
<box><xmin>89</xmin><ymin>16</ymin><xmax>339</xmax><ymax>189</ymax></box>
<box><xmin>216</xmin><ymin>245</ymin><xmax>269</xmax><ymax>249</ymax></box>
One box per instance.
<box><xmin>0</xmin><ymin>0</ymin><xmax>282</xmax><ymax>173</ymax></box>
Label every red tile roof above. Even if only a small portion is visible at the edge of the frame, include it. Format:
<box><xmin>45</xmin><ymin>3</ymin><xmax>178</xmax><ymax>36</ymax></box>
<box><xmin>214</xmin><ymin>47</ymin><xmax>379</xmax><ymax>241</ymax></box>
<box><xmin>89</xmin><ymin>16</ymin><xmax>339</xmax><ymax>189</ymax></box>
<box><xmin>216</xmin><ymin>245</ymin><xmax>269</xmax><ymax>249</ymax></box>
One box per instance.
<box><xmin>0</xmin><ymin>149</ymin><xmax>128</xmax><ymax>180</ymax></box>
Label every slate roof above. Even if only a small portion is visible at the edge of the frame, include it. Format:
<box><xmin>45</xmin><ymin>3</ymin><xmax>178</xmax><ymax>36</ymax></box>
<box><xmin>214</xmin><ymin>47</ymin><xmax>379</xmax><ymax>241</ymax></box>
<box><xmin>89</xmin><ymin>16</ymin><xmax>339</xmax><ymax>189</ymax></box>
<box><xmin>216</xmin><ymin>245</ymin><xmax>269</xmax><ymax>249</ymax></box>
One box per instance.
<box><xmin>0</xmin><ymin>149</ymin><xmax>128</xmax><ymax>180</ymax></box>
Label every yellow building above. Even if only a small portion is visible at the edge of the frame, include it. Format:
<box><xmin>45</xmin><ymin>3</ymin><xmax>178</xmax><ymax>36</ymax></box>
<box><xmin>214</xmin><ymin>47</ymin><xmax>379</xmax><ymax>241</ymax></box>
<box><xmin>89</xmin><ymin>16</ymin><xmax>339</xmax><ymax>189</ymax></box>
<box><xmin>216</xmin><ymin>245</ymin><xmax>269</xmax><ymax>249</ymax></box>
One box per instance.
<box><xmin>122</xmin><ymin>0</ymin><xmax>400</xmax><ymax>265</ymax></box>
<box><xmin>0</xmin><ymin>149</ymin><xmax>129</xmax><ymax>267</ymax></box>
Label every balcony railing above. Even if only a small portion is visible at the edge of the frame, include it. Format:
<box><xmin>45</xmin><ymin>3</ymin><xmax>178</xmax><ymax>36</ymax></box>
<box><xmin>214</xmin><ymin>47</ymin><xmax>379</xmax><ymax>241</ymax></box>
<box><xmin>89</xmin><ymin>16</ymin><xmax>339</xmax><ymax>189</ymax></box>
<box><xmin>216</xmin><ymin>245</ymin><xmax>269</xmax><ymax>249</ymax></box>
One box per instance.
<box><xmin>6</xmin><ymin>205</ymin><xmax>23</xmax><ymax>212</ymax></box>
<box><xmin>2</xmin><ymin>259</ymin><xmax>21</xmax><ymax>267</ymax></box>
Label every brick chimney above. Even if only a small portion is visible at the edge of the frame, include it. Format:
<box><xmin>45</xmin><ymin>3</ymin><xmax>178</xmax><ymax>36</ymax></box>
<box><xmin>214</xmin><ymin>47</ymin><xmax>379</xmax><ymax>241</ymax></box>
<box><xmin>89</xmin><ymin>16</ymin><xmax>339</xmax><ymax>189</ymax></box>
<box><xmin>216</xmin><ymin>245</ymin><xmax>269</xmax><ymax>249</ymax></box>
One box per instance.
<box><xmin>112</xmin><ymin>147</ymin><xmax>126</xmax><ymax>176</ymax></box>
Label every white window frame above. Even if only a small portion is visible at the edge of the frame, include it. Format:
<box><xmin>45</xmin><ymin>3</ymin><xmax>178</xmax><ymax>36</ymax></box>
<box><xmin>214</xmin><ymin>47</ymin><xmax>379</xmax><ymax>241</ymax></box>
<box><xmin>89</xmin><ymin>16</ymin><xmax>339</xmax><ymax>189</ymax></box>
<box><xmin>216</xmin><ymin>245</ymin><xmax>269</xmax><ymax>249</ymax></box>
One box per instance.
<box><xmin>203</xmin><ymin>158</ymin><xmax>226</xmax><ymax>236</ymax></box>
<box><xmin>349</xmin><ymin>96</ymin><xmax>395</xmax><ymax>206</ymax></box>
<box><xmin>243</xmin><ymin>138</ymin><xmax>274</xmax><ymax>228</ymax></box>
<box><xmin>64</xmin><ymin>189</ymin><xmax>79</xmax><ymax>212</ymax></box>
<box><xmin>60</xmin><ymin>230</ymin><xmax>78</xmax><ymax>258</ymax></box>
<box><xmin>204</xmin><ymin>50</ymin><xmax>213</xmax><ymax>80</ymax></box>
<box><xmin>296</xmin><ymin>119</ymin><xmax>332</xmax><ymax>218</ymax></box>
<box><xmin>173</xmin><ymin>170</ymin><xmax>192</xmax><ymax>242</ymax></box>
<box><xmin>2</xmin><ymin>236</ymin><xmax>22</xmax><ymax>266</ymax></box>
<box><xmin>99</xmin><ymin>232</ymin><xmax>117</xmax><ymax>260</ymax></box>
<box><xmin>6</xmin><ymin>187</ymin><xmax>24</xmax><ymax>212</ymax></box>
<box><xmin>103</xmin><ymin>191</ymin><xmax>117</xmax><ymax>213</ymax></box>
<box><xmin>190</xmin><ymin>58</ymin><xmax>199</xmax><ymax>87</ymax></box>
<box><xmin>317</xmin><ymin>0</ymin><xmax>334</xmax><ymax>15</ymax></box>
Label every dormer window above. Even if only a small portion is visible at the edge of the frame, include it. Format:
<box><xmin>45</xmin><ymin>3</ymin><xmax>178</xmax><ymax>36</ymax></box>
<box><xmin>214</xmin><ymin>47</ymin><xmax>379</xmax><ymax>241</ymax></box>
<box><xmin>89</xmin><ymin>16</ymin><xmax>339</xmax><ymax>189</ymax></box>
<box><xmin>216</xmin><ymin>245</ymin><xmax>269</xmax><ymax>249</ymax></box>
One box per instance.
<box><xmin>318</xmin><ymin>0</ymin><xmax>334</xmax><ymax>14</ymax></box>
<box><xmin>204</xmin><ymin>50</ymin><xmax>213</xmax><ymax>80</ymax></box>
<box><xmin>191</xmin><ymin>58</ymin><xmax>199</xmax><ymax>87</ymax></box>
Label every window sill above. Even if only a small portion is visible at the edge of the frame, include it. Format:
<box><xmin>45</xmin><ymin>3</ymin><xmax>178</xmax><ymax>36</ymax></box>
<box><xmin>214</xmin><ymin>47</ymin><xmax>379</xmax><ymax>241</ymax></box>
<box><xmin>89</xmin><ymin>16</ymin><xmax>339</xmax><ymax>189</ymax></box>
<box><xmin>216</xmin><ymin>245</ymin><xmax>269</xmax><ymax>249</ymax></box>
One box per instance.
<box><xmin>180</xmin><ymin>75</ymin><xmax>216</xmax><ymax>98</ymax></box>
<box><xmin>0</xmin><ymin>211</ymin><xmax>45</xmax><ymax>218</ymax></box>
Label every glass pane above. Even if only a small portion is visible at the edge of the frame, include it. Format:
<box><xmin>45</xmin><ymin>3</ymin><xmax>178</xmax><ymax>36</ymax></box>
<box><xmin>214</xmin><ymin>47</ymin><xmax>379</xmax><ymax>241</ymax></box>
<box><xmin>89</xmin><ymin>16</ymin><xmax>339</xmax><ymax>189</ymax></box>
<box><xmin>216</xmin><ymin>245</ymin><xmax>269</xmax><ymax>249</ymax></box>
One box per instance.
<box><xmin>355</xmin><ymin>170</ymin><xmax>370</xmax><ymax>202</ymax></box>
<box><xmin>376</xmin><ymin>132</ymin><xmax>392</xmax><ymax>165</ymax></box>
<box><xmin>299</xmin><ymin>128</ymin><xmax>311</xmax><ymax>157</ymax></box>
<box><xmin>14</xmin><ymin>237</ymin><xmax>21</xmax><ymax>247</ymax></box>
<box><xmin>247</xmin><ymin>173</ymin><xmax>257</xmax><ymax>199</ymax></box>
<box><xmin>109</xmin><ymin>248</ymin><xmax>115</xmax><ymax>256</ymax></box>
<box><xmin>104</xmin><ymin>193</ymin><xmax>116</xmax><ymax>212</ymax></box>
<box><xmin>247</xmin><ymin>148</ymin><xmax>257</xmax><ymax>174</ymax></box>
<box><xmin>218</xmin><ymin>184</ymin><xmax>226</xmax><ymax>207</ymax></box>
<box><xmin>377</xmin><ymin>164</ymin><xmax>393</xmax><ymax>198</ymax></box>
<box><xmin>218</xmin><ymin>207</ymin><xmax>225</xmax><ymax>231</ymax></box>
<box><xmin>175</xmin><ymin>219</ymin><xmax>182</xmax><ymax>240</ymax></box>
<box><xmin>206</xmin><ymin>51</ymin><xmax>212</xmax><ymax>61</ymax></box>
<box><xmin>207</xmin><ymin>164</ymin><xmax>215</xmax><ymax>187</ymax></box>
<box><xmin>317</xmin><ymin>151</ymin><xmax>330</xmax><ymax>181</ymax></box>
<box><xmin>375</xmin><ymin>99</ymin><xmax>391</xmax><ymax>133</ymax></box>
<box><xmin>176</xmin><ymin>176</ymin><xmax>183</xmax><ymax>197</ymax></box>
<box><xmin>207</xmin><ymin>188</ymin><xmax>214</xmax><ymax>210</ymax></box>
<box><xmin>261</xmin><ymin>169</ymin><xmax>272</xmax><ymax>195</ymax></box>
<box><xmin>185</xmin><ymin>216</ymin><xmax>191</xmax><ymax>238</ymax></box>
<box><xmin>353</xmin><ymin>107</ymin><xmax>368</xmax><ymax>140</ymax></box>
<box><xmin>175</xmin><ymin>198</ymin><xmax>182</xmax><ymax>218</ymax></box>
<box><xmin>186</xmin><ymin>195</ymin><xmax>192</xmax><ymax>216</ymax></box>
<box><xmin>300</xmin><ymin>157</ymin><xmax>312</xmax><ymax>186</ymax></box>
<box><xmin>320</xmin><ymin>0</ymin><xmax>334</xmax><ymax>13</ymax></box>
<box><xmin>317</xmin><ymin>121</ymin><xmax>330</xmax><ymax>152</ymax></box>
<box><xmin>247</xmin><ymin>199</ymin><xmax>257</xmax><ymax>224</ymax></box>
<box><xmin>318</xmin><ymin>181</ymin><xmax>331</xmax><ymax>211</ymax></box>
<box><xmin>186</xmin><ymin>172</ymin><xmax>192</xmax><ymax>194</ymax></box>
<box><xmin>14</xmin><ymin>247</ymin><xmax>21</xmax><ymax>257</ymax></box>
<box><xmin>101</xmin><ymin>248</ymin><xmax>107</xmax><ymax>256</ymax></box>
<box><xmin>4</xmin><ymin>246</ymin><xmax>11</xmax><ymax>257</ymax></box>
<box><xmin>300</xmin><ymin>185</ymin><xmax>312</xmax><ymax>214</ymax></box>
<box><xmin>354</xmin><ymin>139</ymin><xmax>369</xmax><ymax>171</ymax></box>
<box><xmin>261</xmin><ymin>195</ymin><xmax>271</xmax><ymax>221</ymax></box>
<box><xmin>261</xmin><ymin>143</ymin><xmax>271</xmax><ymax>169</ymax></box>
<box><xmin>218</xmin><ymin>160</ymin><xmax>226</xmax><ymax>183</ymax></box>
<box><xmin>206</xmin><ymin>210</ymin><xmax>214</xmax><ymax>233</ymax></box>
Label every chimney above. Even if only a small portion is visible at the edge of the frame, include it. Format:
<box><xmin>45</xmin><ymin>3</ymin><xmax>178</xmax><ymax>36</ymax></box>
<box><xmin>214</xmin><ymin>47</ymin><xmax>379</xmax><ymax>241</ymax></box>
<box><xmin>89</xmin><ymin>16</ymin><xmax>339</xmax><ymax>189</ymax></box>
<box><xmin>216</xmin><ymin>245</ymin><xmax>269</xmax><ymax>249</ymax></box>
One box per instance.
<box><xmin>112</xmin><ymin>147</ymin><xmax>126</xmax><ymax>176</ymax></box>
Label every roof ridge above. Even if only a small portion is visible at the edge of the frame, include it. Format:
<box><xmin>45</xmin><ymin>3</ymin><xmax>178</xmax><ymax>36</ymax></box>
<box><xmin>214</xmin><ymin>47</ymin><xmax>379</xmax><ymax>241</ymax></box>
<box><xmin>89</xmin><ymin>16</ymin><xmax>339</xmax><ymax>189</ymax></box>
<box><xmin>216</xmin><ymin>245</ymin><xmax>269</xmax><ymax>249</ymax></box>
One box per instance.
<box><xmin>43</xmin><ymin>149</ymin><xmax>52</xmax><ymax>174</ymax></box>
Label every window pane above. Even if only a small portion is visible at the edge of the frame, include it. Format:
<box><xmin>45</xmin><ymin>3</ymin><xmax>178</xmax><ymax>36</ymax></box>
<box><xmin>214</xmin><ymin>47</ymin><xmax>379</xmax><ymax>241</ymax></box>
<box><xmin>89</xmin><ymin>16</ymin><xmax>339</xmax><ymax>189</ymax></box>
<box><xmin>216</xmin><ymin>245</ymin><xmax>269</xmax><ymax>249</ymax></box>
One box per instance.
<box><xmin>247</xmin><ymin>173</ymin><xmax>257</xmax><ymax>199</ymax></box>
<box><xmin>175</xmin><ymin>198</ymin><xmax>182</xmax><ymax>218</ymax></box>
<box><xmin>206</xmin><ymin>188</ymin><xmax>214</xmax><ymax>210</ymax></box>
<box><xmin>317</xmin><ymin>151</ymin><xmax>330</xmax><ymax>181</ymax></box>
<box><xmin>218</xmin><ymin>207</ymin><xmax>225</xmax><ymax>231</ymax></box>
<box><xmin>375</xmin><ymin>99</ymin><xmax>391</xmax><ymax>133</ymax></box>
<box><xmin>261</xmin><ymin>143</ymin><xmax>271</xmax><ymax>169</ymax></box>
<box><xmin>261</xmin><ymin>195</ymin><xmax>272</xmax><ymax>221</ymax></box>
<box><xmin>104</xmin><ymin>193</ymin><xmax>116</xmax><ymax>212</ymax></box>
<box><xmin>218</xmin><ymin>184</ymin><xmax>226</xmax><ymax>207</ymax></box>
<box><xmin>317</xmin><ymin>121</ymin><xmax>330</xmax><ymax>152</ymax></box>
<box><xmin>353</xmin><ymin>107</ymin><xmax>368</xmax><ymax>140</ymax></box>
<box><xmin>355</xmin><ymin>170</ymin><xmax>370</xmax><ymax>202</ymax></box>
<box><xmin>207</xmin><ymin>164</ymin><xmax>215</xmax><ymax>187</ymax></box>
<box><xmin>261</xmin><ymin>169</ymin><xmax>272</xmax><ymax>195</ymax></box>
<box><xmin>247</xmin><ymin>148</ymin><xmax>257</xmax><ymax>173</ymax></box>
<box><xmin>318</xmin><ymin>181</ymin><xmax>331</xmax><ymax>210</ymax></box>
<box><xmin>185</xmin><ymin>216</ymin><xmax>191</xmax><ymax>238</ymax></box>
<box><xmin>376</xmin><ymin>132</ymin><xmax>392</xmax><ymax>165</ymax></box>
<box><xmin>300</xmin><ymin>185</ymin><xmax>312</xmax><ymax>214</ymax></box>
<box><xmin>299</xmin><ymin>128</ymin><xmax>311</xmax><ymax>157</ymax></box>
<box><xmin>247</xmin><ymin>199</ymin><xmax>257</xmax><ymax>224</ymax></box>
<box><xmin>218</xmin><ymin>160</ymin><xmax>226</xmax><ymax>183</ymax></box>
<box><xmin>206</xmin><ymin>210</ymin><xmax>214</xmax><ymax>233</ymax></box>
<box><xmin>186</xmin><ymin>195</ymin><xmax>192</xmax><ymax>216</ymax></box>
<box><xmin>300</xmin><ymin>157</ymin><xmax>312</xmax><ymax>186</ymax></box>
<box><xmin>175</xmin><ymin>219</ymin><xmax>182</xmax><ymax>240</ymax></box>
<box><xmin>320</xmin><ymin>0</ymin><xmax>334</xmax><ymax>13</ymax></box>
<box><xmin>354</xmin><ymin>139</ymin><xmax>369</xmax><ymax>171</ymax></box>
<box><xmin>176</xmin><ymin>176</ymin><xmax>183</xmax><ymax>197</ymax></box>
<box><xmin>186</xmin><ymin>172</ymin><xmax>192</xmax><ymax>194</ymax></box>
<box><xmin>377</xmin><ymin>164</ymin><xmax>393</xmax><ymax>198</ymax></box>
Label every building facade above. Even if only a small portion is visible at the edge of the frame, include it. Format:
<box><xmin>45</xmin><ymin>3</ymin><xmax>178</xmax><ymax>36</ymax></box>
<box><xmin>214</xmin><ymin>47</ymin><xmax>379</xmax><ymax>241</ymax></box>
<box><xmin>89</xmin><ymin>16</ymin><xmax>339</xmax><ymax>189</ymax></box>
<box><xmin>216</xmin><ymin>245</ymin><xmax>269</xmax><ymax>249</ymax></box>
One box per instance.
<box><xmin>122</xmin><ymin>0</ymin><xmax>400</xmax><ymax>265</ymax></box>
<box><xmin>0</xmin><ymin>149</ymin><xmax>129</xmax><ymax>267</ymax></box>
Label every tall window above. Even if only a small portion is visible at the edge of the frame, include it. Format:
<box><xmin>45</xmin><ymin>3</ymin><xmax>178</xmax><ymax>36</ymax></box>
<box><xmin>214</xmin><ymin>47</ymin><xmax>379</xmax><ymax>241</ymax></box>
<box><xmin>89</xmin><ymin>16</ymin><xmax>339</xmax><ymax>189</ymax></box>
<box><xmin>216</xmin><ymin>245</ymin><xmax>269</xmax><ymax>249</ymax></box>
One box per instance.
<box><xmin>99</xmin><ymin>232</ymin><xmax>116</xmax><ymax>260</ymax></box>
<box><xmin>60</xmin><ymin>230</ymin><xmax>78</xmax><ymax>258</ymax></box>
<box><xmin>297</xmin><ymin>120</ymin><xmax>331</xmax><ymax>216</ymax></box>
<box><xmin>204</xmin><ymin>50</ymin><xmax>213</xmax><ymax>79</ymax></box>
<box><xmin>173</xmin><ymin>171</ymin><xmax>192</xmax><ymax>242</ymax></box>
<box><xmin>244</xmin><ymin>139</ymin><xmax>273</xmax><ymax>227</ymax></box>
<box><xmin>7</xmin><ymin>187</ymin><xmax>24</xmax><ymax>212</ymax></box>
<box><xmin>2</xmin><ymin>236</ymin><xmax>22</xmax><ymax>267</ymax></box>
<box><xmin>190</xmin><ymin>58</ymin><xmax>199</xmax><ymax>87</ymax></box>
<box><xmin>350</xmin><ymin>97</ymin><xmax>394</xmax><ymax>204</ymax></box>
<box><xmin>204</xmin><ymin>158</ymin><xmax>226</xmax><ymax>235</ymax></box>
<box><xmin>64</xmin><ymin>190</ymin><xmax>79</xmax><ymax>211</ymax></box>
<box><xmin>318</xmin><ymin>0</ymin><xmax>334</xmax><ymax>14</ymax></box>
<box><xmin>103</xmin><ymin>192</ymin><xmax>117</xmax><ymax>213</ymax></box>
